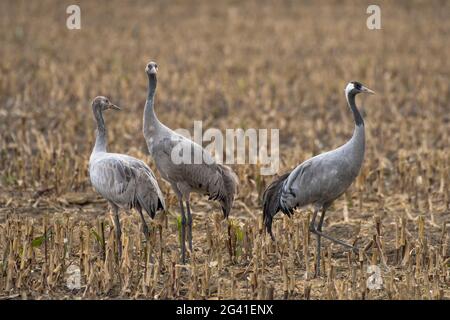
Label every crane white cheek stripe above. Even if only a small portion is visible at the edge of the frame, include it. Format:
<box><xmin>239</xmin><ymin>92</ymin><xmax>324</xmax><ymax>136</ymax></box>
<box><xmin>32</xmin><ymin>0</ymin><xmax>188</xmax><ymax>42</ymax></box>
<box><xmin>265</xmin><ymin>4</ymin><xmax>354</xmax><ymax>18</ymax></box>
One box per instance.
<box><xmin>171</xmin><ymin>121</ymin><xmax>280</xmax><ymax>176</ymax></box>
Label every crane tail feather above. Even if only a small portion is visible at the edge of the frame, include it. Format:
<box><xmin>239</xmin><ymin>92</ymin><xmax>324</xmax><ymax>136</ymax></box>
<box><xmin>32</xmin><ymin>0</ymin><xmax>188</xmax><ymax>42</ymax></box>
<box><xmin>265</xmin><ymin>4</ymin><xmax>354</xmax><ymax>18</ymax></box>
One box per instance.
<box><xmin>217</xmin><ymin>164</ymin><xmax>238</xmax><ymax>219</ymax></box>
<box><xmin>136</xmin><ymin>194</ymin><xmax>156</xmax><ymax>219</ymax></box>
<box><xmin>262</xmin><ymin>172</ymin><xmax>291</xmax><ymax>241</ymax></box>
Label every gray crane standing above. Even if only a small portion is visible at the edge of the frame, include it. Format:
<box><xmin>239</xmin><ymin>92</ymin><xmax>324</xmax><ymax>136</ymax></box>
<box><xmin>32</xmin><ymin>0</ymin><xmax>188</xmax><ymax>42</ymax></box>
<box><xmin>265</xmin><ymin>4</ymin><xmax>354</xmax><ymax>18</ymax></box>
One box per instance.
<box><xmin>263</xmin><ymin>81</ymin><xmax>375</xmax><ymax>276</ymax></box>
<box><xmin>89</xmin><ymin>96</ymin><xmax>165</xmax><ymax>259</ymax></box>
<box><xmin>142</xmin><ymin>62</ymin><xmax>238</xmax><ymax>263</ymax></box>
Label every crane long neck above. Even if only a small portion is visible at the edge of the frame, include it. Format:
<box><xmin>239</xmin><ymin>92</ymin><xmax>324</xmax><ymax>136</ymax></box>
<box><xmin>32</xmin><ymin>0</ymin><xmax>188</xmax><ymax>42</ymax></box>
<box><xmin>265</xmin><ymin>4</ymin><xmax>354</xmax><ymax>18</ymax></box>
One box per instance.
<box><xmin>143</xmin><ymin>74</ymin><xmax>161</xmax><ymax>139</ymax></box>
<box><xmin>345</xmin><ymin>91</ymin><xmax>365</xmax><ymax>162</ymax></box>
<box><xmin>346</xmin><ymin>93</ymin><xmax>364</xmax><ymax>127</ymax></box>
<box><xmin>93</xmin><ymin>108</ymin><xmax>107</xmax><ymax>153</ymax></box>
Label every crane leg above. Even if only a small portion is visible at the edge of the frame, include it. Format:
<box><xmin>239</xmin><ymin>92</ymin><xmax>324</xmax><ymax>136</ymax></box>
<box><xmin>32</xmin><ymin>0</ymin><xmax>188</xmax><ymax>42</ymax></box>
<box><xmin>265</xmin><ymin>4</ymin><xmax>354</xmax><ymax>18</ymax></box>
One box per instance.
<box><xmin>137</xmin><ymin>207</ymin><xmax>150</xmax><ymax>242</ymax></box>
<box><xmin>111</xmin><ymin>204</ymin><xmax>122</xmax><ymax>262</ymax></box>
<box><xmin>179</xmin><ymin>199</ymin><xmax>187</xmax><ymax>264</ymax></box>
<box><xmin>309</xmin><ymin>209</ymin><xmax>318</xmax><ymax>230</ymax></box>
<box><xmin>312</xmin><ymin>230</ymin><xmax>357</xmax><ymax>252</ymax></box>
<box><xmin>186</xmin><ymin>200</ymin><xmax>193</xmax><ymax>253</ymax></box>
<box><xmin>314</xmin><ymin>210</ymin><xmax>326</xmax><ymax>277</ymax></box>
<box><xmin>309</xmin><ymin>207</ymin><xmax>357</xmax><ymax>255</ymax></box>
<box><xmin>308</xmin><ymin>209</ymin><xmax>325</xmax><ymax>277</ymax></box>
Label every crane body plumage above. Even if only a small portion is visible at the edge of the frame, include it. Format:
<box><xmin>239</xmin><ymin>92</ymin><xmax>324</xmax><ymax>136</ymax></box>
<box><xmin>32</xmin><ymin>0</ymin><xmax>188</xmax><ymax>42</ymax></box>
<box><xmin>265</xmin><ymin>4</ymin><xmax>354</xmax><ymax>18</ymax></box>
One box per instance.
<box><xmin>263</xmin><ymin>81</ymin><xmax>374</xmax><ymax>276</ymax></box>
<box><xmin>89</xmin><ymin>152</ymin><xmax>165</xmax><ymax>216</ymax></box>
<box><xmin>146</xmin><ymin>134</ymin><xmax>237</xmax><ymax>217</ymax></box>
<box><xmin>89</xmin><ymin>96</ymin><xmax>165</xmax><ymax>259</ymax></box>
<box><xmin>143</xmin><ymin>62</ymin><xmax>238</xmax><ymax>262</ymax></box>
<box><xmin>280</xmin><ymin>124</ymin><xmax>364</xmax><ymax>214</ymax></box>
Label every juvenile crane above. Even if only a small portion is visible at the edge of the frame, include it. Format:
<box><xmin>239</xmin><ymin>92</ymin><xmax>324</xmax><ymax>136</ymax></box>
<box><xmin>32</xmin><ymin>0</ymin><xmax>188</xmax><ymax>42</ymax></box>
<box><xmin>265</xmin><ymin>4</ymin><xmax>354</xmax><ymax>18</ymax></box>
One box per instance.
<box><xmin>89</xmin><ymin>96</ymin><xmax>165</xmax><ymax>259</ymax></box>
<box><xmin>263</xmin><ymin>81</ymin><xmax>375</xmax><ymax>276</ymax></box>
<box><xmin>143</xmin><ymin>62</ymin><xmax>238</xmax><ymax>263</ymax></box>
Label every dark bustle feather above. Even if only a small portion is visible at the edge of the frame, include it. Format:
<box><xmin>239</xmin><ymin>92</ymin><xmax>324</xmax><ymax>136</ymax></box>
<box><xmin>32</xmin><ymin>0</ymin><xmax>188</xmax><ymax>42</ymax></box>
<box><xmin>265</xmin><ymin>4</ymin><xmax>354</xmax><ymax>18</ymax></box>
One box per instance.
<box><xmin>217</xmin><ymin>164</ymin><xmax>238</xmax><ymax>219</ymax></box>
<box><xmin>262</xmin><ymin>172</ymin><xmax>292</xmax><ymax>240</ymax></box>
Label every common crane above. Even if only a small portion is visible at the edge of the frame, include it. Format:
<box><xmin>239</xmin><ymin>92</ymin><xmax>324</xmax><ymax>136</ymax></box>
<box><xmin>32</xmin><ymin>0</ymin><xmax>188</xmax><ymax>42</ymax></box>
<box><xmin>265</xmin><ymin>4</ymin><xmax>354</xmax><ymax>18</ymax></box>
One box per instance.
<box><xmin>89</xmin><ymin>96</ymin><xmax>165</xmax><ymax>259</ymax></box>
<box><xmin>142</xmin><ymin>62</ymin><xmax>238</xmax><ymax>263</ymax></box>
<box><xmin>263</xmin><ymin>81</ymin><xmax>374</xmax><ymax>276</ymax></box>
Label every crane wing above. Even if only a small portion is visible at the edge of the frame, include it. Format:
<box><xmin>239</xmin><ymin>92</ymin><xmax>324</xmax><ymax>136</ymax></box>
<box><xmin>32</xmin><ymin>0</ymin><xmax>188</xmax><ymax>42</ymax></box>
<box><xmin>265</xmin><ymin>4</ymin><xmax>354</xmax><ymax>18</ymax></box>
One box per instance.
<box><xmin>90</xmin><ymin>156</ymin><xmax>136</xmax><ymax>200</ymax></box>
<box><xmin>90</xmin><ymin>154</ymin><xmax>165</xmax><ymax>216</ymax></box>
<box><xmin>152</xmin><ymin>136</ymin><xmax>237</xmax><ymax>217</ymax></box>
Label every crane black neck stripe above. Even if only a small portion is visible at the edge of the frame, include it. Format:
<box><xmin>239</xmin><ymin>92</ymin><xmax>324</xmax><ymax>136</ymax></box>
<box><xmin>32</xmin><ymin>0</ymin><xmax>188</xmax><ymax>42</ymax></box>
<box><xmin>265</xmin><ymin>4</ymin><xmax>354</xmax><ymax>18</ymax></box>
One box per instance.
<box><xmin>348</xmin><ymin>92</ymin><xmax>364</xmax><ymax>126</ymax></box>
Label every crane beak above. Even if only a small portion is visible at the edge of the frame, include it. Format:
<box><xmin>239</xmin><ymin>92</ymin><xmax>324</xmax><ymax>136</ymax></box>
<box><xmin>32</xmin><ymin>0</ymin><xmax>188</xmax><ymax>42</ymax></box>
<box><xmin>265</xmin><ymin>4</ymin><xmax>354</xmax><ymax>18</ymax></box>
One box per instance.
<box><xmin>361</xmin><ymin>86</ymin><xmax>375</xmax><ymax>95</ymax></box>
<box><xmin>109</xmin><ymin>103</ymin><xmax>121</xmax><ymax>110</ymax></box>
<box><xmin>148</xmin><ymin>66</ymin><xmax>157</xmax><ymax>75</ymax></box>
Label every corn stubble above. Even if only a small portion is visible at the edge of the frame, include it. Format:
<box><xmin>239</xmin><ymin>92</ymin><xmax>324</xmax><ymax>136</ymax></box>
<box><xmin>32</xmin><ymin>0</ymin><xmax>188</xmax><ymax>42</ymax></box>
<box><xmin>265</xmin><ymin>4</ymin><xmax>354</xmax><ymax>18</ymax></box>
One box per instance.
<box><xmin>0</xmin><ymin>1</ymin><xmax>449</xmax><ymax>299</ymax></box>
<box><xmin>0</xmin><ymin>212</ymin><xmax>448</xmax><ymax>299</ymax></box>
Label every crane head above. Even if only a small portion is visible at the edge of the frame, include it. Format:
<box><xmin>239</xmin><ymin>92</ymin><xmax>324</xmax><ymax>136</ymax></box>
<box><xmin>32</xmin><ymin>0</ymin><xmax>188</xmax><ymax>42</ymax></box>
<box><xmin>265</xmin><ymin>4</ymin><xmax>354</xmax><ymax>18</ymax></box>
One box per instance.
<box><xmin>145</xmin><ymin>61</ymin><xmax>158</xmax><ymax>75</ymax></box>
<box><xmin>345</xmin><ymin>81</ymin><xmax>375</xmax><ymax>96</ymax></box>
<box><xmin>92</xmin><ymin>96</ymin><xmax>121</xmax><ymax>111</ymax></box>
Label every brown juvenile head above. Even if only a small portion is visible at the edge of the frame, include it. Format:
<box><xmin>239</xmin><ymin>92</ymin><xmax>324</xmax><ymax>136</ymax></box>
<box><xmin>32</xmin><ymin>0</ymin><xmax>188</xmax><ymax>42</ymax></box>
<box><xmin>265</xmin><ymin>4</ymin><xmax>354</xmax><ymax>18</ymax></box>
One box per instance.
<box><xmin>92</xmin><ymin>96</ymin><xmax>121</xmax><ymax>112</ymax></box>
